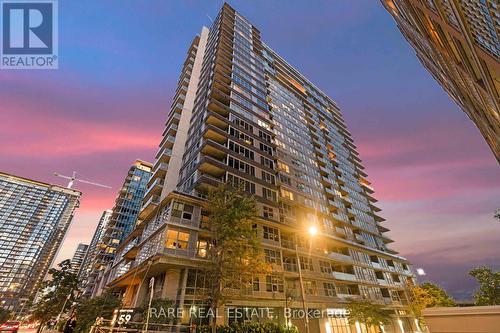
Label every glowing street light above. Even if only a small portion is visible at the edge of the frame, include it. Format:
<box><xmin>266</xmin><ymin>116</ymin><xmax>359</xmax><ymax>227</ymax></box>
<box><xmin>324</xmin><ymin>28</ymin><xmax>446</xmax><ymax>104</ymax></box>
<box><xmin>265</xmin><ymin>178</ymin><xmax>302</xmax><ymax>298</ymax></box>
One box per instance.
<box><xmin>308</xmin><ymin>225</ymin><xmax>318</xmax><ymax>236</ymax></box>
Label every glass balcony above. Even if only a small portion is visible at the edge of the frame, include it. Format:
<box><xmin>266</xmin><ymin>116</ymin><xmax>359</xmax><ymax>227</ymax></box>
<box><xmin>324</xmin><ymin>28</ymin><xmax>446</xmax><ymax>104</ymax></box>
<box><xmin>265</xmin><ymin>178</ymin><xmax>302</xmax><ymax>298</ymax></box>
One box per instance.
<box><xmin>331</xmin><ymin>271</ymin><xmax>357</xmax><ymax>282</ymax></box>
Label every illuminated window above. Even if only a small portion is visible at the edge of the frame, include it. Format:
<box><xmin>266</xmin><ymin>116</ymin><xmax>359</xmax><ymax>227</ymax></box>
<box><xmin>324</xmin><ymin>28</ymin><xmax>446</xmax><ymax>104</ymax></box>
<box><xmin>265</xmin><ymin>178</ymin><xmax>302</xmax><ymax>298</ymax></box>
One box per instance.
<box><xmin>165</xmin><ymin>230</ymin><xmax>190</xmax><ymax>250</ymax></box>
<box><xmin>326</xmin><ymin>317</ymin><xmax>351</xmax><ymax>333</ymax></box>
<box><xmin>277</xmin><ymin>161</ymin><xmax>289</xmax><ymax>173</ymax></box>
<box><xmin>196</xmin><ymin>239</ymin><xmax>208</xmax><ymax>258</ymax></box>
<box><xmin>280</xmin><ymin>189</ymin><xmax>294</xmax><ymax>200</ymax></box>
<box><xmin>258</xmin><ymin>119</ymin><xmax>270</xmax><ymax>130</ymax></box>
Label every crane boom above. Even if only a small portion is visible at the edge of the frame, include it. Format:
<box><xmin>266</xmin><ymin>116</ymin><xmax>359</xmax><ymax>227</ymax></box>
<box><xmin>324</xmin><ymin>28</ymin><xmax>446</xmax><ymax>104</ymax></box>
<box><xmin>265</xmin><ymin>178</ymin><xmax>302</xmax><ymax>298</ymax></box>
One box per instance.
<box><xmin>53</xmin><ymin>171</ymin><xmax>111</xmax><ymax>189</ymax></box>
<box><xmin>77</xmin><ymin>178</ymin><xmax>111</xmax><ymax>188</ymax></box>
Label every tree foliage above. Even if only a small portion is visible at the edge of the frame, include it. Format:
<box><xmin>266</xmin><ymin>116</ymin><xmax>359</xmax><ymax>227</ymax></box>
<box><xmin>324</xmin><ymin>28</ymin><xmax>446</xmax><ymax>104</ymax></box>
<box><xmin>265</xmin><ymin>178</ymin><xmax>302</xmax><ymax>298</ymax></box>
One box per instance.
<box><xmin>408</xmin><ymin>282</ymin><xmax>455</xmax><ymax>325</ymax></box>
<box><xmin>469</xmin><ymin>266</ymin><xmax>500</xmax><ymax>306</ymax></box>
<box><xmin>419</xmin><ymin>282</ymin><xmax>455</xmax><ymax>307</ymax></box>
<box><xmin>31</xmin><ymin>259</ymin><xmax>78</xmax><ymax>324</ymax></box>
<box><xmin>197</xmin><ymin>322</ymin><xmax>298</xmax><ymax>333</ymax></box>
<box><xmin>203</xmin><ymin>183</ymin><xmax>270</xmax><ymax>332</ymax></box>
<box><xmin>407</xmin><ymin>285</ymin><xmax>432</xmax><ymax>324</ymax></box>
<box><xmin>74</xmin><ymin>291</ymin><xmax>121</xmax><ymax>333</ymax></box>
<box><xmin>0</xmin><ymin>309</ymin><xmax>10</xmax><ymax>324</ymax></box>
<box><xmin>142</xmin><ymin>298</ymin><xmax>174</xmax><ymax>325</ymax></box>
<box><xmin>345</xmin><ymin>300</ymin><xmax>389</xmax><ymax>330</ymax></box>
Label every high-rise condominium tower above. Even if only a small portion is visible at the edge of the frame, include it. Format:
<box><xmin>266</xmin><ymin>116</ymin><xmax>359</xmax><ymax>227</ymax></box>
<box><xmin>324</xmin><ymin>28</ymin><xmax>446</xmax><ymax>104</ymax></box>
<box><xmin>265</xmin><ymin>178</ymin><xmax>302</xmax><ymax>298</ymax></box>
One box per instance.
<box><xmin>78</xmin><ymin>209</ymin><xmax>112</xmax><ymax>297</ymax></box>
<box><xmin>86</xmin><ymin>160</ymin><xmax>151</xmax><ymax>297</ymax></box>
<box><xmin>382</xmin><ymin>0</ymin><xmax>500</xmax><ymax>161</ymax></box>
<box><xmin>69</xmin><ymin>243</ymin><xmax>89</xmax><ymax>275</ymax></box>
<box><xmin>0</xmin><ymin>172</ymin><xmax>81</xmax><ymax>315</ymax></box>
<box><xmin>107</xmin><ymin>4</ymin><xmax>416</xmax><ymax>333</ymax></box>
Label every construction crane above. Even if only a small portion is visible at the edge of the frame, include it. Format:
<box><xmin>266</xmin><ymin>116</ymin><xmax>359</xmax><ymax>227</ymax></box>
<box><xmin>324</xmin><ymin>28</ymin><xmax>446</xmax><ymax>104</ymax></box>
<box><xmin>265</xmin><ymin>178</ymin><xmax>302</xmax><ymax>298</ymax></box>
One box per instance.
<box><xmin>53</xmin><ymin>171</ymin><xmax>111</xmax><ymax>189</ymax></box>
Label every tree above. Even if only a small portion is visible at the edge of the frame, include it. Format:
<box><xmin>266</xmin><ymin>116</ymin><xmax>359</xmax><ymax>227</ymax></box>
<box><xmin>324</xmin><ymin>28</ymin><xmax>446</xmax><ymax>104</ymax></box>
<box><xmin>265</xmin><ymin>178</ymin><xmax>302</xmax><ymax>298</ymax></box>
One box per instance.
<box><xmin>407</xmin><ymin>284</ymin><xmax>432</xmax><ymax>326</ymax></box>
<box><xmin>469</xmin><ymin>266</ymin><xmax>500</xmax><ymax>305</ymax></box>
<box><xmin>203</xmin><ymin>183</ymin><xmax>270</xmax><ymax>333</ymax></box>
<box><xmin>141</xmin><ymin>298</ymin><xmax>174</xmax><ymax>325</ymax></box>
<box><xmin>74</xmin><ymin>291</ymin><xmax>121</xmax><ymax>333</ymax></box>
<box><xmin>419</xmin><ymin>282</ymin><xmax>455</xmax><ymax>307</ymax></box>
<box><xmin>494</xmin><ymin>209</ymin><xmax>500</xmax><ymax>221</ymax></box>
<box><xmin>407</xmin><ymin>282</ymin><xmax>455</xmax><ymax>328</ymax></box>
<box><xmin>197</xmin><ymin>322</ymin><xmax>298</xmax><ymax>333</ymax></box>
<box><xmin>31</xmin><ymin>259</ymin><xmax>78</xmax><ymax>325</ymax></box>
<box><xmin>345</xmin><ymin>300</ymin><xmax>389</xmax><ymax>332</ymax></box>
<box><xmin>0</xmin><ymin>309</ymin><xmax>10</xmax><ymax>324</ymax></box>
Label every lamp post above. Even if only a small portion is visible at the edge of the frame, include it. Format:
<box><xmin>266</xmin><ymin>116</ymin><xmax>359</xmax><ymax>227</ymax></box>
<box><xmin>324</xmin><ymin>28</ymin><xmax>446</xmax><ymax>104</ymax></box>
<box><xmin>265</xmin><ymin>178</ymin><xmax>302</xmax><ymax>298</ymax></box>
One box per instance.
<box><xmin>144</xmin><ymin>277</ymin><xmax>155</xmax><ymax>333</ymax></box>
<box><xmin>294</xmin><ymin>225</ymin><xmax>318</xmax><ymax>333</ymax></box>
<box><xmin>284</xmin><ymin>293</ymin><xmax>292</xmax><ymax>328</ymax></box>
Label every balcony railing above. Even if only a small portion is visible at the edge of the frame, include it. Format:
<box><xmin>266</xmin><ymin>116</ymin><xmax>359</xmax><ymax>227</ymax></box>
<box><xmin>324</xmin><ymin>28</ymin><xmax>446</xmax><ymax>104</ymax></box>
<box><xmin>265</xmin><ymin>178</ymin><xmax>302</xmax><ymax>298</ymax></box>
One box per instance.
<box><xmin>328</xmin><ymin>252</ymin><xmax>351</xmax><ymax>262</ymax></box>
<box><xmin>152</xmin><ymin>162</ymin><xmax>169</xmax><ymax>176</ymax></box>
<box><xmin>331</xmin><ymin>271</ymin><xmax>357</xmax><ymax>282</ymax></box>
<box><xmin>142</xmin><ymin>194</ymin><xmax>160</xmax><ymax>209</ymax></box>
<box><xmin>139</xmin><ymin>194</ymin><xmax>160</xmax><ymax>219</ymax></box>
<box><xmin>283</xmin><ymin>262</ymin><xmax>298</xmax><ymax>272</ymax></box>
<box><xmin>280</xmin><ymin>239</ymin><xmax>296</xmax><ymax>250</ymax></box>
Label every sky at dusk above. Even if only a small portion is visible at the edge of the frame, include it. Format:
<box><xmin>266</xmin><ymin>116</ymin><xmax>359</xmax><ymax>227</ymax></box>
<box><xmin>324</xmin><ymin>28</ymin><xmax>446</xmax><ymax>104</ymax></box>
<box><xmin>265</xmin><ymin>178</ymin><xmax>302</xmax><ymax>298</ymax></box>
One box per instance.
<box><xmin>1</xmin><ymin>0</ymin><xmax>499</xmax><ymax>300</ymax></box>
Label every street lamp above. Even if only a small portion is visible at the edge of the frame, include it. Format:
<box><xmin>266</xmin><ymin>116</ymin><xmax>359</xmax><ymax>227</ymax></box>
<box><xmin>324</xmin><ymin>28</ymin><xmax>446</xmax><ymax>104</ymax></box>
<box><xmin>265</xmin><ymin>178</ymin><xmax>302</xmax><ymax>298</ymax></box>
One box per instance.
<box><xmin>295</xmin><ymin>225</ymin><xmax>318</xmax><ymax>333</ymax></box>
<box><xmin>308</xmin><ymin>226</ymin><xmax>318</xmax><ymax>236</ymax></box>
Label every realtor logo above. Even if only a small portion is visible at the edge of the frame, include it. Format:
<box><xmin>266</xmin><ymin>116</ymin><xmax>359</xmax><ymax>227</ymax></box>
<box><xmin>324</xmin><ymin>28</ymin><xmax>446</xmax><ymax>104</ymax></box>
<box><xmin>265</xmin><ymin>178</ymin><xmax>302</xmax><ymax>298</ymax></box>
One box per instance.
<box><xmin>1</xmin><ymin>0</ymin><xmax>58</xmax><ymax>69</ymax></box>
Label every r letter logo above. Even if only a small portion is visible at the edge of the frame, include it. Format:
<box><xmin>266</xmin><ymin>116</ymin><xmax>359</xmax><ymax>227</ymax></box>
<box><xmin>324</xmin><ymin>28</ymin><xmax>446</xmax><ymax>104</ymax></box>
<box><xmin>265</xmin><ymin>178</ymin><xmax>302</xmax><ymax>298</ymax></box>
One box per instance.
<box><xmin>1</xmin><ymin>0</ymin><xmax>58</xmax><ymax>69</ymax></box>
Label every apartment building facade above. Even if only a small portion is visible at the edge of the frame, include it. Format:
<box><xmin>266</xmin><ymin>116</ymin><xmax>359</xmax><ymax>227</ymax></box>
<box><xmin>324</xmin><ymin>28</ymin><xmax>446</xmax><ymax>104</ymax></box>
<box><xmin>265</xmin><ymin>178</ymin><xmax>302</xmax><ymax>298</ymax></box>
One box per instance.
<box><xmin>107</xmin><ymin>5</ymin><xmax>417</xmax><ymax>333</ymax></box>
<box><xmin>0</xmin><ymin>172</ymin><xmax>81</xmax><ymax>316</ymax></box>
<box><xmin>82</xmin><ymin>160</ymin><xmax>151</xmax><ymax>298</ymax></box>
<box><xmin>69</xmin><ymin>243</ymin><xmax>89</xmax><ymax>275</ymax></box>
<box><xmin>77</xmin><ymin>210</ymin><xmax>111</xmax><ymax>295</ymax></box>
<box><xmin>78</xmin><ymin>210</ymin><xmax>112</xmax><ymax>297</ymax></box>
<box><xmin>382</xmin><ymin>0</ymin><xmax>500</xmax><ymax>161</ymax></box>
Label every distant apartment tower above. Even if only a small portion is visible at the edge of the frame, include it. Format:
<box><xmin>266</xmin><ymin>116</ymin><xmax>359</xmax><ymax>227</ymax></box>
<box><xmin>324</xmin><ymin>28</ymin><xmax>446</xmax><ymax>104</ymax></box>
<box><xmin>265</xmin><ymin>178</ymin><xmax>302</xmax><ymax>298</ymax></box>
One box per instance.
<box><xmin>107</xmin><ymin>4</ymin><xmax>417</xmax><ymax>333</ymax></box>
<box><xmin>69</xmin><ymin>243</ymin><xmax>88</xmax><ymax>275</ymax></box>
<box><xmin>0</xmin><ymin>172</ymin><xmax>81</xmax><ymax>315</ymax></box>
<box><xmin>78</xmin><ymin>210</ymin><xmax>112</xmax><ymax>297</ymax></box>
<box><xmin>87</xmin><ymin>160</ymin><xmax>152</xmax><ymax>297</ymax></box>
<box><xmin>382</xmin><ymin>0</ymin><xmax>500</xmax><ymax>161</ymax></box>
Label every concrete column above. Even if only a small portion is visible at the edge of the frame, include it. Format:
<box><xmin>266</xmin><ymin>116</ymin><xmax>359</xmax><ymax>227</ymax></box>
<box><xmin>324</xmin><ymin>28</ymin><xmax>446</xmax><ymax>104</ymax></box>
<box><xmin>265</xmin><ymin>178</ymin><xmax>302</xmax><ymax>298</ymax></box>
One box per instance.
<box><xmin>123</xmin><ymin>284</ymin><xmax>137</xmax><ymax>307</ymax></box>
<box><xmin>133</xmin><ymin>279</ymin><xmax>149</xmax><ymax>308</ymax></box>
<box><xmin>161</xmin><ymin>26</ymin><xmax>210</xmax><ymax>197</ymax></box>
<box><xmin>161</xmin><ymin>269</ymin><xmax>182</xmax><ymax>299</ymax></box>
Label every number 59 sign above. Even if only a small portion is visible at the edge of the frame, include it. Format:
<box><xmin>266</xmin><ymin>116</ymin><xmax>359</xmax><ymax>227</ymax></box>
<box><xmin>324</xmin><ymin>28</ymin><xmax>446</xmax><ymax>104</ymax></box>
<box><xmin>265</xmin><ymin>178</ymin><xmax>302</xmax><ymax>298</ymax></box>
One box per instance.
<box><xmin>112</xmin><ymin>309</ymin><xmax>135</xmax><ymax>325</ymax></box>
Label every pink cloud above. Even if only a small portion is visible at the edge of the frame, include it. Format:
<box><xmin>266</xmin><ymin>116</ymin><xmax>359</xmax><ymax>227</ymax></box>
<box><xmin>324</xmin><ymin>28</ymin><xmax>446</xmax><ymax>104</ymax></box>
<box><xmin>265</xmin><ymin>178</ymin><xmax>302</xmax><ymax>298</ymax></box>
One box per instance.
<box><xmin>352</xmin><ymin>117</ymin><xmax>500</xmax><ymax>202</ymax></box>
<box><xmin>0</xmin><ymin>106</ymin><xmax>158</xmax><ymax>157</ymax></box>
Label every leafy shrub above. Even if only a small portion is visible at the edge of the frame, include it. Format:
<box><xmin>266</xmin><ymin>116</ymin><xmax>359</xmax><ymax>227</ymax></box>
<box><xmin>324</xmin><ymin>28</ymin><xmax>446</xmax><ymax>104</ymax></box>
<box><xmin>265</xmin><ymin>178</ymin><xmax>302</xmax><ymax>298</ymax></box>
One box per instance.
<box><xmin>196</xmin><ymin>322</ymin><xmax>298</xmax><ymax>333</ymax></box>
